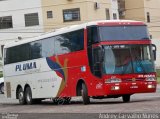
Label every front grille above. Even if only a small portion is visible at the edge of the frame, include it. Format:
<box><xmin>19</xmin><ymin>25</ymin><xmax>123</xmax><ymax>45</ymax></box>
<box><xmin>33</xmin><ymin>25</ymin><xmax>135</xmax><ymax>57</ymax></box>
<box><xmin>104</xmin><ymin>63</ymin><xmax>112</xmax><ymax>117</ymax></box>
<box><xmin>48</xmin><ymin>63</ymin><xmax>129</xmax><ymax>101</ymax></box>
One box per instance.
<box><xmin>124</xmin><ymin>78</ymin><xmax>144</xmax><ymax>82</ymax></box>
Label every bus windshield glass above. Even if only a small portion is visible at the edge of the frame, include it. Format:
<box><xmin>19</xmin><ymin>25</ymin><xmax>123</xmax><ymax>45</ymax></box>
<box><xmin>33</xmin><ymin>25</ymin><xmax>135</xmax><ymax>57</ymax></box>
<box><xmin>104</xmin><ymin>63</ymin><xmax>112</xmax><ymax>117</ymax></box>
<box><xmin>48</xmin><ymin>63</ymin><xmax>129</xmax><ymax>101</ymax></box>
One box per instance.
<box><xmin>103</xmin><ymin>45</ymin><xmax>155</xmax><ymax>75</ymax></box>
<box><xmin>99</xmin><ymin>25</ymin><xmax>150</xmax><ymax>41</ymax></box>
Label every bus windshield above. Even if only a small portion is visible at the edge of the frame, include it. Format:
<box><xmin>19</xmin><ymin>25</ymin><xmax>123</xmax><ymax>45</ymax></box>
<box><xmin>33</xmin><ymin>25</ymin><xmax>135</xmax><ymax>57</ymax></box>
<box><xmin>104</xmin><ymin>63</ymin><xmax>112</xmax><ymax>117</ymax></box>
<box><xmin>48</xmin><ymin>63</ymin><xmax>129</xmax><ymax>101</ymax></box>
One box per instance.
<box><xmin>103</xmin><ymin>45</ymin><xmax>155</xmax><ymax>74</ymax></box>
<box><xmin>99</xmin><ymin>25</ymin><xmax>150</xmax><ymax>41</ymax></box>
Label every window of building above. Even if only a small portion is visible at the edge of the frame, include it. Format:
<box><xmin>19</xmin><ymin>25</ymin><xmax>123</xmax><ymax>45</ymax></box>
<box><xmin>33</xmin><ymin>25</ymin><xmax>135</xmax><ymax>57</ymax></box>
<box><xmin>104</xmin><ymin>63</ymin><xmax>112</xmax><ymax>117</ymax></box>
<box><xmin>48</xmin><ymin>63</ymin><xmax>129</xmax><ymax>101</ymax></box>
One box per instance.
<box><xmin>0</xmin><ymin>16</ymin><xmax>13</xmax><ymax>29</ymax></box>
<box><xmin>24</xmin><ymin>13</ymin><xmax>39</xmax><ymax>27</ymax></box>
<box><xmin>63</xmin><ymin>8</ymin><xmax>80</xmax><ymax>22</ymax></box>
<box><xmin>113</xmin><ymin>13</ymin><xmax>117</xmax><ymax>19</ymax></box>
<box><xmin>147</xmin><ymin>12</ymin><xmax>150</xmax><ymax>23</ymax></box>
<box><xmin>47</xmin><ymin>11</ymin><xmax>53</xmax><ymax>19</ymax></box>
<box><xmin>106</xmin><ymin>9</ymin><xmax>110</xmax><ymax>20</ymax></box>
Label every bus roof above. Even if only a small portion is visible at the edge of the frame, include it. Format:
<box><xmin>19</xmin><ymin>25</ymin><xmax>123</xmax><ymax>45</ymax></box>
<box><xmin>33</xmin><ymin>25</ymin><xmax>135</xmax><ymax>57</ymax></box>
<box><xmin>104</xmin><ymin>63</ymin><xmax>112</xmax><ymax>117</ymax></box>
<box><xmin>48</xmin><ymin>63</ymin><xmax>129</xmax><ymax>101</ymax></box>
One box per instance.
<box><xmin>4</xmin><ymin>20</ymin><xmax>145</xmax><ymax>48</ymax></box>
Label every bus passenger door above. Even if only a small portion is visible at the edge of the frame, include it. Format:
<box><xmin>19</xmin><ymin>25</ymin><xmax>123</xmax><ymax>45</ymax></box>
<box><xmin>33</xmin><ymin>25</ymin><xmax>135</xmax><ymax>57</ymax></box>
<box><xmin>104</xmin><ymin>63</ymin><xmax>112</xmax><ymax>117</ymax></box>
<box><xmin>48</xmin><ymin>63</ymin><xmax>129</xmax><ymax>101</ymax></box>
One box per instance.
<box><xmin>91</xmin><ymin>47</ymin><xmax>104</xmax><ymax>95</ymax></box>
<box><xmin>92</xmin><ymin>47</ymin><xmax>103</xmax><ymax>78</ymax></box>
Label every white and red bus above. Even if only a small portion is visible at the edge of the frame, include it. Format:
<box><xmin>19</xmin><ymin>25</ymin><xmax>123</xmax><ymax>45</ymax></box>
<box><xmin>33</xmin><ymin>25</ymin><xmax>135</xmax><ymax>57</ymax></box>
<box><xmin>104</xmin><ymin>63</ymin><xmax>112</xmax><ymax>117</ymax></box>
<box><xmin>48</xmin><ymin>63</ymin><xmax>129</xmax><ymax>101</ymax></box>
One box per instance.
<box><xmin>3</xmin><ymin>20</ymin><xmax>157</xmax><ymax>105</ymax></box>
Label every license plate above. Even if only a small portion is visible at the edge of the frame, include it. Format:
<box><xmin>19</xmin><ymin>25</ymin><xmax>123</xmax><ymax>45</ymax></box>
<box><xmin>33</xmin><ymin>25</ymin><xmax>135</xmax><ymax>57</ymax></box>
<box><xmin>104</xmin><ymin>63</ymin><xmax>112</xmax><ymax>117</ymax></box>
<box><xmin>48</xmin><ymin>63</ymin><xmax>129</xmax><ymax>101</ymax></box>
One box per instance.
<box><xmin>130</xmin><ymin>86</ymin><xmax>138</xmax><ymax>89</ymax></box>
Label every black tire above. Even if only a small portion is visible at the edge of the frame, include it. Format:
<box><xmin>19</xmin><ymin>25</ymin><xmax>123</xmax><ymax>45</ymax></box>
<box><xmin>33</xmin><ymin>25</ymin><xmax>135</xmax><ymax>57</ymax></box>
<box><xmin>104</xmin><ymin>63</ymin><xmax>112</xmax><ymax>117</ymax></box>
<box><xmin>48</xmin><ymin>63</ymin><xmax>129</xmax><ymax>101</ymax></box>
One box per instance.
<box><xmin>17</xmin><ymin>88</ymin><xmax>26</xmax><ymax>105</ymax></box>
<box><xmin>25</xmin><ymin>87</ymin><xmax>33</xmax><ymax>105</ymax></box>
<box><xmin>52</xmin><ymin>97</ymin><xmax>58</xmax><ymax>104</ymax></box>
<box><xmin>122</xmin><ymin>95</ymin><xmax>131</xmax><ymax>103</ymax></box>
<box><xmin>81</xmin><ymin>83</ymin><xmax>90</xmax><ymax>105</ymax></box>
<box><xmin>63</xmin><ymin>97</ymin><xmax>71</xmax><ymax>104</ymax></box>
<box><xmin>52</xmin><ymin>97</ymin><xmax>71</xmax><ymax>105</ymax></box>
<box><xmin>0</xmin><ymin>83</ymin><xmax>4</xmax><ymax>94</ymax></box>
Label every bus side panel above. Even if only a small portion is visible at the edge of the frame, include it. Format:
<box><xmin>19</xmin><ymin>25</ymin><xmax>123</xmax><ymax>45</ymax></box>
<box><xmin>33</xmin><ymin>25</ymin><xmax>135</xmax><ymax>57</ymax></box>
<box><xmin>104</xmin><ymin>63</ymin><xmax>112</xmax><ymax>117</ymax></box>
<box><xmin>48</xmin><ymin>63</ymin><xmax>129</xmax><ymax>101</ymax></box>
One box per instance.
<box><xmin>4</xmin><ymin>58</ymin><xmax>64</xmax><ymax>99</ymax></box>
<box><xmin>4</xmin><ymin>53</ymin><xmax>105</xmax><ymax>99</ymax></box>
<box><xmin>50</xmin><ymin>50</ymin><xmax>105</xmax><ymax>97</ymax></box>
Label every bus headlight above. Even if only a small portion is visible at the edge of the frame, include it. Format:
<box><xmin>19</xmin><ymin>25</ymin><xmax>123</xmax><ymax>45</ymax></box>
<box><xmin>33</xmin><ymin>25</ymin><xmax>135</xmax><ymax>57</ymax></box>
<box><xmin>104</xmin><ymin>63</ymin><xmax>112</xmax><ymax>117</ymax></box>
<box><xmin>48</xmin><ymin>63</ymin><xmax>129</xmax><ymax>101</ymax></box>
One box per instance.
<box><xmin>145</xmin><ymin>77</ymin><xmax>156</xmax><ymax>81</ymax></box>
<box><xmin>105</xmin><ymin>78</ymin><xmax>122</xmax><ymax>83</ymax></box>
<box><xmin>147</xmin><ymin>84</ymin><xmax>155</xmax><ymax>89</ymax></box>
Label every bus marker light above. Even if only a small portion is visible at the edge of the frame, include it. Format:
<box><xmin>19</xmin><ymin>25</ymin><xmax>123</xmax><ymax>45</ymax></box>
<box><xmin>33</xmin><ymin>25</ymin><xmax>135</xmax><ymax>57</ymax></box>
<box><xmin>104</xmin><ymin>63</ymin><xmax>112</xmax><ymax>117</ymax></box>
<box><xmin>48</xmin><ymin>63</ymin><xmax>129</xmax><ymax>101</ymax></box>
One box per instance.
<box><xmin>81</xmin><ymin>66</ymin><xmax>86</xmax><ymax>72</ymax></box>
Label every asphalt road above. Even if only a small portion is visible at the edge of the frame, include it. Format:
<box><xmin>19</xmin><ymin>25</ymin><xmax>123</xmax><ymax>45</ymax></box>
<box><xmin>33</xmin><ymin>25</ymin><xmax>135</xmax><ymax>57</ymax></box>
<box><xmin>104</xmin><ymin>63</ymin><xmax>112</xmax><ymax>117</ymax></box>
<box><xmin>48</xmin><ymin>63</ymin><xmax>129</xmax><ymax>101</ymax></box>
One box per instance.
<box><xmin>0</xmin><ymin>85</ymin><xmax>160</xmax><ymax>119</ymax></box>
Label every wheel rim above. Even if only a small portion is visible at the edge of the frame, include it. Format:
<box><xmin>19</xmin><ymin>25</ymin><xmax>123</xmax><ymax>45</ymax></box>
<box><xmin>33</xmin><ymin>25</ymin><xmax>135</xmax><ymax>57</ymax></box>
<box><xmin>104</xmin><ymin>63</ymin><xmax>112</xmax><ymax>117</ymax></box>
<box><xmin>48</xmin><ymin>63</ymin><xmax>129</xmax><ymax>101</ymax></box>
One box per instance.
<box><xmin>19</xmin><ymin>92</ymin><xmax>24</xmax><ymax>102</ymax></box>
<box><xmin>81</xmin><ymin>89</ymin><xmax>84</xmax><ymax>97</ymax></box>
<box><xmin>27</xmin><ymin>92</ymin><xmax>31</xmax><ymax>102</ymax></box>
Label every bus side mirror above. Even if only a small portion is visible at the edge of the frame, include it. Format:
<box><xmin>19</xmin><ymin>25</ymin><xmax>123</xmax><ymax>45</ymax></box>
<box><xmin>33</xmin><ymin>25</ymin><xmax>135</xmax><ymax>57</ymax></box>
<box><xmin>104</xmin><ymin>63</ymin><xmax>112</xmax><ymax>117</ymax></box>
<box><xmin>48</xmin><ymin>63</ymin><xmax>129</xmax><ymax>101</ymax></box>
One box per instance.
<box><xmin>152</xmin><ymin>44</ymin><xmax>156</xmax><ymax>61</ymax></box>
<box><xmin>150</xmin><ymin>35</ymin><xmax>152</xmax><ymax>39</ymax></box>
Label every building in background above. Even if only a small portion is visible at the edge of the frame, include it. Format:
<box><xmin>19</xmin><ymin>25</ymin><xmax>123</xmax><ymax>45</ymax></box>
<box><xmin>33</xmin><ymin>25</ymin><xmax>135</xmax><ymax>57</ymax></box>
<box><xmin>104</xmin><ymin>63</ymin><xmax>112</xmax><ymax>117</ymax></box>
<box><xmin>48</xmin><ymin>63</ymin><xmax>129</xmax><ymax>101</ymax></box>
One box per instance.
<box><xmin>118</xmin><ymin>0</ymin><xmax>160</xmax><ymax>68</ymax></box>
<box><xmin>41</xmin><ymin>0</ymin><xmax>119</xmax><ymax>32</ymax></box>
<box><xmin>0</xmin><ymin>0</ymin><xmax>44</xmax><ymax>68</ymax></box>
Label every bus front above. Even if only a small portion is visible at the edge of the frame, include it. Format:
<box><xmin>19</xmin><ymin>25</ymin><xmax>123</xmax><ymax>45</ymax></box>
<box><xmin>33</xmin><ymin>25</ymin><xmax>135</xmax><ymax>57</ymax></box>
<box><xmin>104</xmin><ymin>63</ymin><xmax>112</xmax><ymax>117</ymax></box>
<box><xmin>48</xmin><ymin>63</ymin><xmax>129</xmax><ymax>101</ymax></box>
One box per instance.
<box><xmin>88</xmin><ymin>21</ymin><xmax>157</xmax><ymax>102</ymax></box>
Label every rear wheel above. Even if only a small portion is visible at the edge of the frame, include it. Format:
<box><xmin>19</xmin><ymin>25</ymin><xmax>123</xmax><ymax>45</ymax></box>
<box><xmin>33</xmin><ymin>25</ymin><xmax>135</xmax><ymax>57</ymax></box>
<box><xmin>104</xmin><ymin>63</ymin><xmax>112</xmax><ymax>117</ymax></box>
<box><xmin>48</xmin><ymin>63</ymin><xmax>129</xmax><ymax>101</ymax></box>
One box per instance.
<box><xmin>0</xmin><ymin>83</ymin><xmax>4</xmax><ymax>94</ymax></box>
<box><xmin>122</xmin><ymin>95</ymin><xmax>131</xmax><ymax>103</ymax></box>
<box><xmin>81</xmin><ymin>83</ymin><xmax>90</xmax><ymax>105</ymax></box>
<box><xmin>17</xmin><ymin>88</ymin><xmax>26</xmax><ymax>105</ymax></box>
<box><xmin>25</xmin><ymin>87</ymin><xmax>33</xmax><ymax>105</ymax></box>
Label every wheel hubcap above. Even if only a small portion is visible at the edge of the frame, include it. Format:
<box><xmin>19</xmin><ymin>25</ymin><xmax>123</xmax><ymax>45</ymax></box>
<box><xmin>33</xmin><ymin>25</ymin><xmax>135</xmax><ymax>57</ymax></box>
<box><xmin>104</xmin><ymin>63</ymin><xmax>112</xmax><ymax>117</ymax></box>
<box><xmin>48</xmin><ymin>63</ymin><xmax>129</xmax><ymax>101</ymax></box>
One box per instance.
<box><xmin>19</xmin><ymin>92</ymin><xmax>23</xmax><ymax>102</ymax></box>
<box><xmin>27</xmin><ymin>93</ymin><xmax>31</xmax><ymax>102</ymax></box>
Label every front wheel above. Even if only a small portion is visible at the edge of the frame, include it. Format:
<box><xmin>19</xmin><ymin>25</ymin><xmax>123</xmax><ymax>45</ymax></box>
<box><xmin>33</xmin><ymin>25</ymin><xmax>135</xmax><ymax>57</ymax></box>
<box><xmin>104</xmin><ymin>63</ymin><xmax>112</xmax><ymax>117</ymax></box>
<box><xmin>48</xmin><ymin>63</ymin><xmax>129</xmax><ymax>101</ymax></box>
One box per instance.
<box><xmin>25</xmin><ymin>87</ymin><xmax>33</xmax><ymax>105</ymax></box>
<box><xmin>81</xmin><ymin>83</ymin><xmax>90</xmax><ymax>105</ymax></box>
<box><xmin>122</xmin><ymin>95</ymin><xmax>131</xmax><ymax>103</ymax></box>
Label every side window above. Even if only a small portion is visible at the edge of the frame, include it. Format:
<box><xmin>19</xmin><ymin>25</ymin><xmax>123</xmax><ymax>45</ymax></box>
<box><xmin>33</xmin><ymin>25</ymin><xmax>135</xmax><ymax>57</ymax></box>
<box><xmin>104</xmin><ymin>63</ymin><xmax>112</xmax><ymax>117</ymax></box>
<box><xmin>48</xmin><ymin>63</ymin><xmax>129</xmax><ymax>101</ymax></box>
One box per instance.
<box><xmin>9</xmin><ymin>46</ymin><xmax>20</xmax><ymax>63</ymax></box>
<box><xmin>30</xmin><ymin>41</ymin><xmax>42</xmax><ymax>59</ymax></box>
<box><xmin>5</xmin><ymin>47</ymin><xmax>14</xmax><ymax>64</ymax></box>
<box><xmin>68</xmin><ymin>29</ymin><xmax>84</xmax><ymax>51</ymax></box>
<box><xmin>87</xmin><ymin>26</ymin><xmax>99</xmax><ymax>46</ymax></box>
<box><xmin>5</xmin><ymin>44</ymin><xmax>30</xmax><ymax>64</ymax></box>
<box><xmin>42</xmin><ymin>37</ymin><xmax>55</xmax><ymax>57</ymax></box>
<box><xmin>25</xmin><ymin>43</ymin><xmax>31</xmax><ymax>60</ymax></box>
<box><xmin>54</xmin><ymin>29</ymin><xmax>84</xmax><ymax>55</ymax></box>
<box><xmin>4</xmin><ymin>29</ymin><xmax>84</xmax><ymax>64</ymax></box>
<box><xmin>54</xmin><ymin>35</ymin><xmax>71</xmax><ymax>55</ymax></box>
<box><xmin>17</xmin><ymin>45</ymin><xmax>28</xmax><ymax>62</ymax></box>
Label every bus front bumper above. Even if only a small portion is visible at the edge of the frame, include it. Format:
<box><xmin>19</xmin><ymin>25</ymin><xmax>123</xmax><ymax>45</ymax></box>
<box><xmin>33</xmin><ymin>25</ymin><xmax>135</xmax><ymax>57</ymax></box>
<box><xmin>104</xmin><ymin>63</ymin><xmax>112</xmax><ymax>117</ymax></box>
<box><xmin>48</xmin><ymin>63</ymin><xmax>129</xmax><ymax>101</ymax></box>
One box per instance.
<box><xmin>104</xmin><ymin>81</ymin><xmax>157</xmax><ymax>95</ymax></box>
